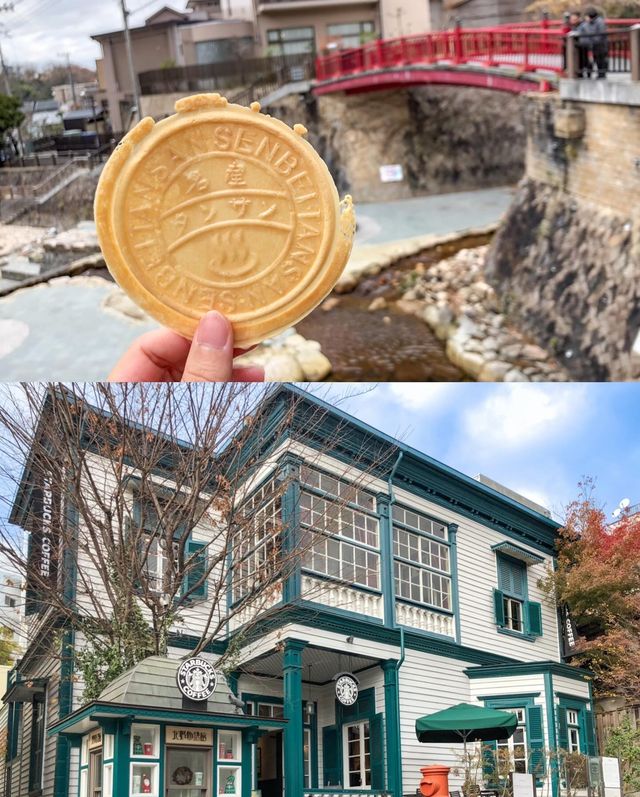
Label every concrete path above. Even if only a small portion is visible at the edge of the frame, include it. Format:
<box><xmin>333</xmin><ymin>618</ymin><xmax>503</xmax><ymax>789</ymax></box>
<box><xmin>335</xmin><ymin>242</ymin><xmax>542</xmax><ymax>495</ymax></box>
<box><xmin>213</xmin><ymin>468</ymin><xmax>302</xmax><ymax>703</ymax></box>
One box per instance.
<box><xmin>354</xmin><ymin>186</ymin><xmax>514</xmax><ymax>246</ymax></box>
<box><xmin>0</xmin><ymin>186</ymin><xmax>515</xmax><ymax>381</ymax></box>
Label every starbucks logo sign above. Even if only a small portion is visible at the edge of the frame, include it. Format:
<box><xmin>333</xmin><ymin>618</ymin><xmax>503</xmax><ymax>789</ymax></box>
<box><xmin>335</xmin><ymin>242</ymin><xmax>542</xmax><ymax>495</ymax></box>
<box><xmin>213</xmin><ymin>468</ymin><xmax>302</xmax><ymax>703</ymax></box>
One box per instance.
<box><xmin>334</xmin><ymin>673</ymin><xmax>359</xmax><ymax>707</ymax></box>
<box><xmin>177</xmin><ymin>658</ymin><xmax>218</xmax><ymax>701</ymax></box>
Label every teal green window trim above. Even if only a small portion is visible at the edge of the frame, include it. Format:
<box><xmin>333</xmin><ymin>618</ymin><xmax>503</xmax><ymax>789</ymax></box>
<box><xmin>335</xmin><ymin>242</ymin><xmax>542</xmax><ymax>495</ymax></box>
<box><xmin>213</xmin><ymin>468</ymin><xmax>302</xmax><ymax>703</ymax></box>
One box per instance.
<box><xmin>298</xmin><ymin>462</ymin><xmax>378</xmax><ymax>515</ymax></box>
<box><xmin>392</xmin><ymin>505</ymin><xmax>453</xmax><ymax>614</ymax></box>
<box><xmin>29</xmin><ymin>695</ymin><xmax>46</xmax><ymax>793</ymax></box>
<box><xmin>323</xmin><ymin>687</ymin><xmax>385</xmax><ymax>790</ymax></box>
<box><xmin>494</xmin><ymin>553</ymin><xmax>543</xmax><ymax>638</ymax></box>
<box><xmin>300</xmin><ymin>481</ymin><xmax>379</xmax><ymax>519</ymax></box>
<box><xmin>483</xmin><ymin>697</ymin><xmax>545</xmax><ymax>786</ymax></box>
<box><xmin>557</xmin><ymin>696</ymin><xmax>596</xmax><ymax>756</ymax></box>
<box><xmin>300</xmin><ymin>568</ymin><xmax>383</xmax><ymax>596</ymax></box>
<box><xmin>477</xmin><ymin>693</ymin><xmax>541</xmax><ymax>702</ymax></box>
<box><xmin>449</xmin><ymin>524</ymin><xmax>461</xmax><ymax>645</ymax></box>
<box><xmin>181</xmin><ymin>537</ymin><xmax>208</xmax><ymax>602</ymax></box>
<box><xmin>395</xmin><ymin>594</ymin><xmax>455</xmax><ymax>616</ymax></box>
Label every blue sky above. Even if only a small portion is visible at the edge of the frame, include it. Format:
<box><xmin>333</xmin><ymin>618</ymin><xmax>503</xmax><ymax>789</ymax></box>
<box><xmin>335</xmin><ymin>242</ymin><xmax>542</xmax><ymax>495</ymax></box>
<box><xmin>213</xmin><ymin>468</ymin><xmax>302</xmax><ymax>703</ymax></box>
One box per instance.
<box><xmin>320</xmin><ymin>383</ymin><xmax>640</xmax><ymax>522</ymax></box>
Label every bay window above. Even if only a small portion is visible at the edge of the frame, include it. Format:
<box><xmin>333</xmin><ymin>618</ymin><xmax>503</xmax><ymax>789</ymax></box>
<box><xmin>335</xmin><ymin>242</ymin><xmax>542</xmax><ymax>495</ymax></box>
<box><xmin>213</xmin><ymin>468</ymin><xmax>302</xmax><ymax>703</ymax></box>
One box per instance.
<box><xmin>392</xmin><ymin>504</ymin><xmax>452</xmax><ymax>612</ymax></box>
<box><xmin>299</xmin><ymin>466</ymin><xmax>380</xmax><ymax>591</ymax></box>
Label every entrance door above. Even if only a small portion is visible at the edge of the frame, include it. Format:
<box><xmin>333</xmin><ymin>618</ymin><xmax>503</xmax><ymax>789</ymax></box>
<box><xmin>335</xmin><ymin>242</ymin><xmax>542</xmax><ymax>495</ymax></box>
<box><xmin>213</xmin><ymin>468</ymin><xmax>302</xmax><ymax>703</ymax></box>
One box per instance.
<box><xmin>343</xmin><ymin>720</ymin><xmax>371</xmax><ymax>789</ymax></box>
<box><xmin>89</xmin><ymin>750</ymin><xmax>102</xmax><ymax>797</ymax></box>
<box><xmin>257</xmin><ymin>730</ymin><xmax>283</xmax><ymax>797</ymax></box>
<box><xmin>166</xmin><ymin>747</ymin><xmax>211</xmax><ymax>797</ymax></box>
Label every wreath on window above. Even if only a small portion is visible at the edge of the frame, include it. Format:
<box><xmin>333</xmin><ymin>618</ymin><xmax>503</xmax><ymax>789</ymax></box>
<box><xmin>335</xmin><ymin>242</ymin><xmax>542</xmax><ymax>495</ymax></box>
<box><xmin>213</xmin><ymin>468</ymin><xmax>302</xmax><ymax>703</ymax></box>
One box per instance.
<box><xmin>172</xmin><ymin>766</ymin><xmax>193</xmax><ymax>785</ymax></box>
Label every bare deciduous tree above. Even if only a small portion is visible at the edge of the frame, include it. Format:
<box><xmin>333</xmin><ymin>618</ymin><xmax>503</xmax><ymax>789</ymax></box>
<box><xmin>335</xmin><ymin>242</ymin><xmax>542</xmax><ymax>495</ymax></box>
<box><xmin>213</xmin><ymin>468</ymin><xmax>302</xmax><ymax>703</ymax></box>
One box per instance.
<box><xmin>0</xmin><ymin>383</ymin><xmax>388</xmax><ymax>700</ymax></box>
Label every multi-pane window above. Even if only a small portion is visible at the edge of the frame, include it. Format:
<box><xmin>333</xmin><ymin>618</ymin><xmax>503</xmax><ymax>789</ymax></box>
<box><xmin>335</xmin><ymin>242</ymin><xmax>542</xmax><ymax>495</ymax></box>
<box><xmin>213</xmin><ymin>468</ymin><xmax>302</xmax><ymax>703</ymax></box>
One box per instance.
<box><xmin>392</xmin><ymin>504</ymin><xmax>451</xmax><ymax>612</ymax></box>
<box><xmin>392</xmin><ymin>504</ymin><xmax>447</xmax><ymax>539</ymax></box>
<box><xmin>503</xmin><ymin>596</ymin><xmax>523</xmax><ymax>632</ymax></box>
<box><xmin>267</xmin><ymin>26</ymin><xmax>315</xmax><ymax>56</ymax></box>
<box><xmin>300</xmin><ymin>492</ymin><xmax>378</xmax><ymax>548</ymax></box>
<box><xmin>257</xmin><ymin>703</ymin><xmax>284</xmax><ymax>719</ymax></box>
<box><xmin>28</xmin><ymin>695</ymin><xmax>46</xmax><ymax>792</ymax></box>
<box><xmin>497</xmin><ymin>554</ymin><xmax>526</xmax><ymax>633</ymax></box>
<box><xmin>327</xmin><ymin>21</ymin><xmax>375</xmax><ymax>48</ymax></box>
<box><xmin>143</xmin><ymin>536</ymin><xmax>180</xmax><ymax>593</ymax></box>
<box><xmin>567</xmin><ymin>710</ymin><xmax>580</xmax><ymax>752</ymax></box>
<box><xmin>300</xmin><ymin>466</ymin><xmax>375</xmax><ymax>511</ymax></box>
<box><xmin>496</xmin><ymin>708</ymin><xmax>528</xmax><ymax>774</ymax></box>
<box><xmin>299</xmin><ymin>468</ymin><xmax>380</xmax><ymax>591</ymax></box>
<box><xmin>232</xmin><ymin>479</ymin><xmax>281</xmax><ymax>603</ymax></box>
<box><xmin>344</xmin><ymin>721</ymin><xmax>371</xmax><ymax>788</ymax></box>
<box><xmin>304</xmin><ymin>532</ymin><xmax>379</xmax><ymax>589</ymax></box>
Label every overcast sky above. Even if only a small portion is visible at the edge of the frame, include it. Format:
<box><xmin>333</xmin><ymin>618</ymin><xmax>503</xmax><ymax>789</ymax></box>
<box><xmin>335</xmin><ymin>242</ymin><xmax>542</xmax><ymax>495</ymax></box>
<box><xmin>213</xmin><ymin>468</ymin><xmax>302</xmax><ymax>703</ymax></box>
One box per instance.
<box><xmin>325</xmin><ymin>383</ymin><xmax>640</xmax><ymax>522</ymax></box>
<box><xmin>1</xmin><ymin>0</ymin><xmax>177</xmax><ymax>70</ymax></box>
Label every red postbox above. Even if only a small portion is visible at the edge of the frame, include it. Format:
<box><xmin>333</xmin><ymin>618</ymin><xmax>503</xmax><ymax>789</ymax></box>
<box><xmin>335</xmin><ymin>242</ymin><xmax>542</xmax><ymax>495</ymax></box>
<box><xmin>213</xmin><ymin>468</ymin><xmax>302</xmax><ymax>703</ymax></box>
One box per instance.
<box><xmin>419</xmin><ymin>765</ymin><xmax>451</xmax><ymax>797</ymax></box>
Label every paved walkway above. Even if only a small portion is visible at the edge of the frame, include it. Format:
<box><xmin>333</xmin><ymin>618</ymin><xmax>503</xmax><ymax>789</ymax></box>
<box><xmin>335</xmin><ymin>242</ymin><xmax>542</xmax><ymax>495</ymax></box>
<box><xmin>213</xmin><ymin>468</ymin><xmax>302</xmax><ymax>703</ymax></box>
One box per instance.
<box><xmin>355</xmin><ymin>186</ymin><xmax>514</xmax><ymax>246</ymax></box>
<box><xmin>0</xmin><ymin>186</ymin><xmax>515</xmax><ymax>381</ymax></box>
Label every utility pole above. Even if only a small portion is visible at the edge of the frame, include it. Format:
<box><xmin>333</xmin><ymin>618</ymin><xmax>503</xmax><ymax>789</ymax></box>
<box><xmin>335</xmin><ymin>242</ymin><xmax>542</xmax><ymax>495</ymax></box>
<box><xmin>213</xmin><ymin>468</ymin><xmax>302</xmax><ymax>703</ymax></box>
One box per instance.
<box><xmin>119</xmin><ymin>0</ymin><xmax>141</xmax><ymax>125</ymax></box>
<box><xmin>58</xmin><ymin>52</ymin><xmax>77</xmax><ymax>107</ymax></box>
<box><xmin>0</xmin><ymin>39</ymin><xmax>10</xmax><ymax>95</ymax></box>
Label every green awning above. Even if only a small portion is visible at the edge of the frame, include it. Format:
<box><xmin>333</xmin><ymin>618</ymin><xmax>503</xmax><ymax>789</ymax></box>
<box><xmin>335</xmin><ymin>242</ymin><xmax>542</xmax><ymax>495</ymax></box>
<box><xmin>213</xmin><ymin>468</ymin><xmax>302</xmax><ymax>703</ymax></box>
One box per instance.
<box><xmin>415</xmin><ymin>702</ymin><xmax>518</xmax><ymax>743</ymax></box>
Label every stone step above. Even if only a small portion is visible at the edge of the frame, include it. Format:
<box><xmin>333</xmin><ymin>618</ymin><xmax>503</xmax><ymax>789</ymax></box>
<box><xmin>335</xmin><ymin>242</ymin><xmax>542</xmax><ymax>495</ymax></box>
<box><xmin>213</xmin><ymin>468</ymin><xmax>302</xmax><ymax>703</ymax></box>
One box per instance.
<box><xmin>1</xmin><ymin>256</ymin><xmax>41</xmax><ymax>281</ymax></box>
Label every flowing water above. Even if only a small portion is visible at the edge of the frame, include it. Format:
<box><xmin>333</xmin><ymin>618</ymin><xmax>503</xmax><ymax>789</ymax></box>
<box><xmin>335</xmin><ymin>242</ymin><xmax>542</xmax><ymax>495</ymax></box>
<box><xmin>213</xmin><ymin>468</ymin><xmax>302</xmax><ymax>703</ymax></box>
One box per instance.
<box><xmin>297</xmin><ymin>234</ymin><xmax>491</xmax><ymax>382</ymax></box>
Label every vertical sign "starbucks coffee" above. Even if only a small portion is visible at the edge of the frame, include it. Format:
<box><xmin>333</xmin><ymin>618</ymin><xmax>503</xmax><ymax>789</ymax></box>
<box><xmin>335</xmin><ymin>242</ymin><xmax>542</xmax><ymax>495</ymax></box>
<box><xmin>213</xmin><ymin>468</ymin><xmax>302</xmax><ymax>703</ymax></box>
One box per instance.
<box><xmin>26</xmin><ymin>468</ymin><xmax>58</xmax><ymax>612</ymax></box>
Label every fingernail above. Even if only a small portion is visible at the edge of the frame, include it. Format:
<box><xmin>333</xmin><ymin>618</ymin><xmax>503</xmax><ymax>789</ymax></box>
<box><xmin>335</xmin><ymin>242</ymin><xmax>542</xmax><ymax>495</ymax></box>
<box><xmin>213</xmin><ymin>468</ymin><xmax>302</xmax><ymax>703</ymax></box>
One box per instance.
<box><xmin>195</xmin><ymin>311</ymin><xmax>230</xmax><ymax>350</ymax></box>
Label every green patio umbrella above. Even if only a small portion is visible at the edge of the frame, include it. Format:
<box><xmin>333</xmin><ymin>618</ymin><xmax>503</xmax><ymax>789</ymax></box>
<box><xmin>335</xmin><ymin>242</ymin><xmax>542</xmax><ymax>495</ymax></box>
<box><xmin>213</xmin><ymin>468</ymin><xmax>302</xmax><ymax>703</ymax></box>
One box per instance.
<box><xmin>415</xmin><ymin>702</ymin><xmax>519</xmax><ymax>789</ymax></box>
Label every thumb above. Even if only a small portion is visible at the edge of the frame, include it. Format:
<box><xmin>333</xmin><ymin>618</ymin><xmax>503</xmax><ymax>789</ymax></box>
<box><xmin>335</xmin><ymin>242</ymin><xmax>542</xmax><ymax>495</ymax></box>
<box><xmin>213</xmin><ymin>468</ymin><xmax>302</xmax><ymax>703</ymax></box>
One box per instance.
<box><xmin>182</xmin><ymin>311</ymin><xmax>234</xmax><ymax>382</ymax></box>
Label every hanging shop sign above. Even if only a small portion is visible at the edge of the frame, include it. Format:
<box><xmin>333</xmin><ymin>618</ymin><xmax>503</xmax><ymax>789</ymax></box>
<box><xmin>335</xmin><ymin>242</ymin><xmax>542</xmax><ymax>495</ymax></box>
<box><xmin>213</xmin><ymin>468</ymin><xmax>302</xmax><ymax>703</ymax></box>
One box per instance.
<box><xmin>26</xmin><ymin>466</ymin><xmax>59</xmax><ymax>612</ymax></box>
<box><xmin>334</xmin><ymin>672</ymin><xmax>359</xmax><ymax>706</ymax></box>
<box><xmin>166</xmin><ymin>726</ymin><xmax>213</xmax><ymax>746</ymax></box>
<box><xmin>176</xmin><ymin>657</ymin><xmax>218</xmax><ymax>701</ymax></box>
<box><xmin>560</xmin><ymin>604</ymin><xmax>579</xmax><ymax>658</ymax></box>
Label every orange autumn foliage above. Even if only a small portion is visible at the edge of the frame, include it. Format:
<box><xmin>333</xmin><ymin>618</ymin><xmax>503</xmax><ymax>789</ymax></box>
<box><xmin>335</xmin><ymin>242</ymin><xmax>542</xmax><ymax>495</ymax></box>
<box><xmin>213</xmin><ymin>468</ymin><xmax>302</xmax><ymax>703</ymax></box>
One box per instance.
<box><xmin>543</xmin><ymin>481</ymin><xmax>640</xmax><ymax>698</ymax></box>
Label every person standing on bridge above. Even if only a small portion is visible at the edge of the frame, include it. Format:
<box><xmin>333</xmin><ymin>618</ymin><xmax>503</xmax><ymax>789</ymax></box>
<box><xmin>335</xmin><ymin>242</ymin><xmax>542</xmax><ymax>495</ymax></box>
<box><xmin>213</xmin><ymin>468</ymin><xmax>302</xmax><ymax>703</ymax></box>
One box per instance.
<box><xmin>578</xmin><ymin>7</ymin><xmax>608</xmax><ymax>79</ymax></box>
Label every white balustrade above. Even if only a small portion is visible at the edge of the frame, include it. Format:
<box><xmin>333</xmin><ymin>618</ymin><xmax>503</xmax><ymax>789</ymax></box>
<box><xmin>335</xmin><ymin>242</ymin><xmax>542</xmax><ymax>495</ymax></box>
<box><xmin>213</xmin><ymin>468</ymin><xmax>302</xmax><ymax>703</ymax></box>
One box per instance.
<box><xmin>302</xmin><ymin>576</ymin><xmax>384</xmax><ymax>620</ymax></box>
<box><xmin>395</xmin><ymin>601</ymin><xmax>454</xmax><ymax>637</ymax></box>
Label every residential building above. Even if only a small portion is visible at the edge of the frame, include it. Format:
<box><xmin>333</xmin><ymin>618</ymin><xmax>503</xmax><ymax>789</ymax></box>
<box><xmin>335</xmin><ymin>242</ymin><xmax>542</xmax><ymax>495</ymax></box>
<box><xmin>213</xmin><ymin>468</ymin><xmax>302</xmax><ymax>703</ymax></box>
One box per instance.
<box><xmin>92</xmin><ymin>2</ymin><xmax>255</xmax><ymax>130</ymax></box>
<box><xmin>91</xmin><ymin>0</ymin><xmax>436</xmax><ymax>129</ymax></box>
<box><xmin>3</xmin><ymin>386</ymin><xmax>596</xmax><ymax>797</ymax></box>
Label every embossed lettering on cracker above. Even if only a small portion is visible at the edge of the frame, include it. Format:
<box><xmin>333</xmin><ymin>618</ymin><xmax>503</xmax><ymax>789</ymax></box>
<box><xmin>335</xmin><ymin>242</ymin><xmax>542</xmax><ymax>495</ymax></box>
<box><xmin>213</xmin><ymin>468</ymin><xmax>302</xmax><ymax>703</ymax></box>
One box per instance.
<box><xmin>94</xmin><ymin>93</ymin><xmax>356</xmax><ymax>347</ymax></box>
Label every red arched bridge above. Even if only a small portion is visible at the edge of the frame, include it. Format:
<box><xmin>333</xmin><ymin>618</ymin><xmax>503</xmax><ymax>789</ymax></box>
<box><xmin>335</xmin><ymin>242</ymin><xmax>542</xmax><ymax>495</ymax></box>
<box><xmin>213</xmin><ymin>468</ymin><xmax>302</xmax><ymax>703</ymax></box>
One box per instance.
<box><xmin>314</xmin><ymin>20</ymin><xmax>640</xmax><ymax>95</ymax></box>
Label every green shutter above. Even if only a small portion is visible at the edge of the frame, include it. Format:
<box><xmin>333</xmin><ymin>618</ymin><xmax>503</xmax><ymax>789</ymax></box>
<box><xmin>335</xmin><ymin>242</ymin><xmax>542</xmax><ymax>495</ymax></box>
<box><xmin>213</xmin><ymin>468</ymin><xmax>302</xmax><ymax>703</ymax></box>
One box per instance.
<box><xmin>370</xmin><ymin>713</ymin><xmax>385</xmax><ymax>790</ymax></box>
<box><xmin>527</xmin><ymin>705</ymin><xmax>545</xmax><ymax>785</ymax></box>
<box><xmin>482</xmin><ymin>741</ymin><xmax>498</xmax><ymax>785</ymax></box>
<box><xmin>497</xmin><ymin>555</ymin><xmax>526</xmax><ymax>598</ymax></box>
<box><xmin>585</xmin><ymin>711</ymin><xmax>597</xmax><ymax>756</ymax></box>
<box><xmin>494</xmin><ymin>589</ymin><xmax>505</xmax><ymax>627</ymax></box>
<box><xmin>525</xmin><ymin>601</ymin><xmax>543</xmax><ymax>637</ymax></box>
<box><xmin>182</xmin><ymin>540</ymin><xmax>208</xmax><ymax>600</ymax></box>
<box><xmin>557</xmin><ymin>707</ymin><xmax>569</xmax><ymax>751</ymax></box>
<box><xmin>322</xmin><ymin>725</ymin><xmax>341</xmax><ymax>787</ymax></box>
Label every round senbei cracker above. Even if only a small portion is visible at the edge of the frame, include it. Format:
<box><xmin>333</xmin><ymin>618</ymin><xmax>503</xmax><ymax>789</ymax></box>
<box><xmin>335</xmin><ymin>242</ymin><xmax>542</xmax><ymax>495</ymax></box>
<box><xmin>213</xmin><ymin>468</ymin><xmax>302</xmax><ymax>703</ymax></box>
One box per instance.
<box><xmin>95</xmin><ymin>93</ymin><xmax>355</xmax><ymax>347</ymax></box>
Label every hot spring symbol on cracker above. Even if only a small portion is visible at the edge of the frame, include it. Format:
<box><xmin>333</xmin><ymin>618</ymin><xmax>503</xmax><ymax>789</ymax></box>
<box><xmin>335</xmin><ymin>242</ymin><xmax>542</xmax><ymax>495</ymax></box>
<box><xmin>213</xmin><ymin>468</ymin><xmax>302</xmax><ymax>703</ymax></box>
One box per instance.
<box><xmin>95</xmin><ymin>93</ymin><xmax>355</xmax><ymax>347</ymax></box>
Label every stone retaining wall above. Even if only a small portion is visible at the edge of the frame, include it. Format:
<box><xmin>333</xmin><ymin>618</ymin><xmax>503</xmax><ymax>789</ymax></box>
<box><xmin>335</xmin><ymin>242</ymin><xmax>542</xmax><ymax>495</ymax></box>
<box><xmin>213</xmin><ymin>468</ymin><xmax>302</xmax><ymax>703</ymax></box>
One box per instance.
<box><xmin>484</xmin><ymin>91</ymin><xmax>640</xmax><ymax>381</ymax></box>
<box><xmin>268</xmin><ymin>86</ymin><xmax>526</xmax><ymax>202</ymax></box>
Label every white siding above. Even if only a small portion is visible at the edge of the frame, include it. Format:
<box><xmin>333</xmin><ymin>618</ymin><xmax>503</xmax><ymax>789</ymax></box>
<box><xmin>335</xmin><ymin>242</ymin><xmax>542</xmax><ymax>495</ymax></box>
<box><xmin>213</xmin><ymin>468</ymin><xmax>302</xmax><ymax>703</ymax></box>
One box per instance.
<box><xmin>553</xmin><ymin>675</ymin><xmax>590</xmax><ymax>701</ymax></box>
<box><xmin>398</xmin><ymin>648</ymin><xmax>474</xmax><ymax>793</ymax></box>
<box><xmin>393</xmin><ymin>484</ymin><xmax>560</xmax><ymax>662</ymax></box>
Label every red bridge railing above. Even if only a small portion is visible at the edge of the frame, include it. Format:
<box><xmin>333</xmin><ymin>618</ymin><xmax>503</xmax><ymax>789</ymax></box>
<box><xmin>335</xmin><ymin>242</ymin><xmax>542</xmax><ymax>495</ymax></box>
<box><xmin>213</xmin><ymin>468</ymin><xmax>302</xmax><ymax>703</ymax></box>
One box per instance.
<box><xmin>315</xmin><ymin>20</ymin><xmax>640</xmax><ymax>82</ymax></box>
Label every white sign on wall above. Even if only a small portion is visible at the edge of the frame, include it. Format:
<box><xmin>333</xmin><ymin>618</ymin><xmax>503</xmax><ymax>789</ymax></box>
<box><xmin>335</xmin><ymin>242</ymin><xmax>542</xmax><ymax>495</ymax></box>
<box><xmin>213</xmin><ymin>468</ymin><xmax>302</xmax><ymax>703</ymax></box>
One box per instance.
<box><xmin>602</xmin><ymin>757</ymin><xmax>622</xmax><ymax>797</ymax></box>
<box><xmin>379</xmin><ymin>164</ymin><xmax>404</xmax><ymax>183</ymax></box>
<box><xmin>511</xmin><ymin>772</ymin><xmax>535</xmax><ymax>797</ymax></box>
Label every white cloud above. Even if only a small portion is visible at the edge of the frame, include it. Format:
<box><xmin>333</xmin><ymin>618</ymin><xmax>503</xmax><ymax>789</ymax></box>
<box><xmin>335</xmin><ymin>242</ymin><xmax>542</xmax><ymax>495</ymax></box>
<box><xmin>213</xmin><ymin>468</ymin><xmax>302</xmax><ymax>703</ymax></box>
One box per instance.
<box><xmin>462</xmin><ymin>384</ymin><xmax>588</xmax><ymax>450</ymax></box>
<box><xmin>3</xmin><ymin>0</ymin><xmax>175</xmax><ymax>68</ymax></box>
<box><xmin>384</xmin><ymin>383</ymin><xmax>457</xmax><ymax>412</ymax></box>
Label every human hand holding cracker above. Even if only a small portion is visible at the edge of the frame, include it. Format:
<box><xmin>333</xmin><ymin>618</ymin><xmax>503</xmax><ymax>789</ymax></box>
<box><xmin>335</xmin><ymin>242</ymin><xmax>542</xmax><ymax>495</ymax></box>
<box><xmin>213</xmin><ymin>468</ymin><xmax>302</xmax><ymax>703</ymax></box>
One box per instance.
<box><xmin>109</xmin><ymin>311</ymin><xmax>264</xmax><ymax>382</ymax></box>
